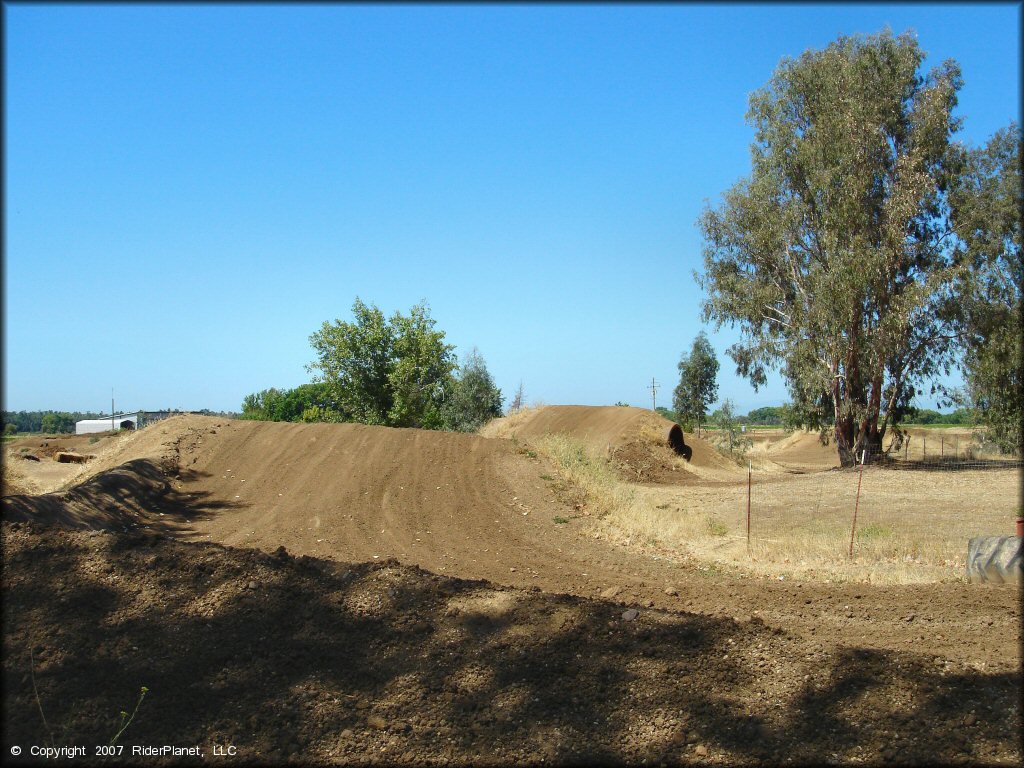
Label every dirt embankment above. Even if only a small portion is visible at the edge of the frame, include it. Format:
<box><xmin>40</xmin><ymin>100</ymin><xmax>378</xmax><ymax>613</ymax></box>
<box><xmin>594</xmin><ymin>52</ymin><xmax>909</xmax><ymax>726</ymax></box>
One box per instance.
<box><xmin>484</xmin><ymin>405</ymin><xmax>741</xmax><ymax>480</ymax></box>
<box><xmin>2</xmin><ymin>414</ymin><xmax>1021</xmax><ymax>764</ymax></box>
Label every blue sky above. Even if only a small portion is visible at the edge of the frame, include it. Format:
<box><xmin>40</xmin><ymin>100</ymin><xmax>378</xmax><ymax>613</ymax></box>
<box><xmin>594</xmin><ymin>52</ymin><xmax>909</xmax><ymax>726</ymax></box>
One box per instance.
<box><xmin>4</xmin><ymin>3</ymin><xmax>1020</xmax><ymax>415</ymax></box>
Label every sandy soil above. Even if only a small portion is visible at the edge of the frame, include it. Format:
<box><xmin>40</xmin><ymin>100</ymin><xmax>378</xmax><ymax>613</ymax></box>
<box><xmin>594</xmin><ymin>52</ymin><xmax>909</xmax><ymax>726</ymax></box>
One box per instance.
<box><xmin>2</xmin><ymin>412</ymin><xmax>1020</xmax><ymax>765</ymax></box>
<box><xmin>2</xmin><ymin>430</ymin><xmax>143</xmax><ymax>496</ymax></box>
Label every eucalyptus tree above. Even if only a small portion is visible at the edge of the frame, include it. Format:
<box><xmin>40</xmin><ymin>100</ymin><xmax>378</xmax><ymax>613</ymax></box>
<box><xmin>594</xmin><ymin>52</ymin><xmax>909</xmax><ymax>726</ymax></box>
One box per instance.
<box><xmin>948</xmin><ymin>123</ymin><xmax>1022</xmax><ymax>454</ymax></box>
<box><xmin>698</xmin><ymin>30</ymin><xmax>965</xmax><ymax>466</ymax></box>
<box><xmin>673</xmin><ymin>332</ymin><xmax>719</xmax><ymax>436</ymax></box>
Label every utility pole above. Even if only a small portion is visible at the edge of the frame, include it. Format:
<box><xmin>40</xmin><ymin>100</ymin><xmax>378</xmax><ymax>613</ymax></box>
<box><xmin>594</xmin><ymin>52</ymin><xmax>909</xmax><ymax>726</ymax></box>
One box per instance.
<box><xmin>649</xmin><ymin>378</ymin><xmax>660</xmax><ymax>411</ymax></box>
<box><xmin>111</xmin><ymin>387</ymin><xmax>115</xmax><ymax>432</ymax></box>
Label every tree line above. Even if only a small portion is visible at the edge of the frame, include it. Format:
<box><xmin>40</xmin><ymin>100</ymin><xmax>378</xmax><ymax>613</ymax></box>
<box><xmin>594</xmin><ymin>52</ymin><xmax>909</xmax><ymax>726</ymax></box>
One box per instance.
<box><xmin>657</xmin><ymin>404</ymin><xmax>973</xmax><ymax>430</ymax></box>
<box><xmin>673</xmin><ymin>29</ymin><xmax>1018</xmax><ymax>465</ymax></box>
<box><xmin>2</xmin><ymin>411</ymin><xmax>105</xmax><ymax>435</ymax></box>
<box><xmin>241</xmin><ymin>299</ymin><xmax>503</xmax><ymax>433</ymax></box>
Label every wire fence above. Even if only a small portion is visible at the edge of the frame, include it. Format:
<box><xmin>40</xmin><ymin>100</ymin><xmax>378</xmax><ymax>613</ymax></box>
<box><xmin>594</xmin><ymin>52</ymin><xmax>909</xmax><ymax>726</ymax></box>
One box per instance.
<box><xmin>730</xmin><ymin>451</ymin><xmax>1021</xmax><ymax>574</ymax></box>
<box><xmin>868</xmin><ymin>433</ymin><xmax>1023</xmax><ymax>471</ymax></box>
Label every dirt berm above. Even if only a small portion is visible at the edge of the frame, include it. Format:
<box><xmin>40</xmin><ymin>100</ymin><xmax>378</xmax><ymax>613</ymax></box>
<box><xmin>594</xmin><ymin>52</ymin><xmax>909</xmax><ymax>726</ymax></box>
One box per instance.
<box><xmin>483</xmin><ymin>405</ymin><xmax>740</xmax><ymax>476</ymax></box>
<box><xmin>2</xmin><ymin>415</ymin><xmax>1020</xmax><ymax>764</ymax></box>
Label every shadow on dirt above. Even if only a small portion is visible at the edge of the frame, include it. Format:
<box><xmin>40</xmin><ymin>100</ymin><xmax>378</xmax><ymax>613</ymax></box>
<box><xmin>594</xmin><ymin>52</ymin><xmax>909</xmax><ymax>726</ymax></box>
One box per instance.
<box><xmin>2</xmin><ymin>522</ymin><xmax>1018</xmax><ymax>765</ymax></box>
<box><xmin>1</xmin><ymin>459</ymin><xmax>242</xmax><ymax>535</ymax></box>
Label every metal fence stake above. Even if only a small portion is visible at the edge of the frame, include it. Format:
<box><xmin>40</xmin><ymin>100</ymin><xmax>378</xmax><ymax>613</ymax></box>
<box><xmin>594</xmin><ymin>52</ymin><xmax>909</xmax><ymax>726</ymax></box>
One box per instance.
<box><xmin>746</xmin><ymin>460</ymin><xmax>751</xmax><ymax>554</ymax></box>
<box><xmin>849</xmin><ymin>450</ymin><xmax>866</xmax><ymax>559</ymax></box>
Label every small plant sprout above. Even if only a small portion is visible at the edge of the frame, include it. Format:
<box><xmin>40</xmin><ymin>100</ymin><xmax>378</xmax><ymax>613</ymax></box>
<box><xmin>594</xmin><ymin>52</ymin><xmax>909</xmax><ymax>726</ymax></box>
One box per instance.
<box><xmin>110</xmin><ymin>686</ymin><xmax>149</xmax><ymax>745</ymax></box>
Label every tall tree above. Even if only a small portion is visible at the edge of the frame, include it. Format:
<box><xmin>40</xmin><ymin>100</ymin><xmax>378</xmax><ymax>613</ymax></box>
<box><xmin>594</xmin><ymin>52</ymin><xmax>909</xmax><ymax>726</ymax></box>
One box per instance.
<box><xmin>307</xmin><ymin>298</ymin><xmax>456</xmax><ymax>429</ymax></box>
<box><xmin>698</xmin><ymin>30</ymin><xmax>963</xmax><ymax>466</ymax></box>
<box><xmin>709</xmin><ymin>399</ymin><xmax>752</xmax><ymax>457</ymax></box>
<box><xmin>948</xmin><ymin>123</ymin><xmax>1022</xmax><ymax>454</ymax></box>
<box><xmin>508</xmin><ymin>381</ymin><xmax>525</xmax><ymax>415</ymax></box>
<box><xmin>673</xmin><ymin>332</ymin><xmax>719</xmax><ymax>436</ymax></box>
<box><xmin>441</xmin><ymin>348</ymin><xmax>503</xmax><ymax>432</ymax></box>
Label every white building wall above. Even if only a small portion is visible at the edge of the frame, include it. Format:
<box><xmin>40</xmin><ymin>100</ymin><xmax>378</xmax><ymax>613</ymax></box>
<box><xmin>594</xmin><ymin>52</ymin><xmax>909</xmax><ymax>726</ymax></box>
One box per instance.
<box><xmin>75</xmin><ymin>415</ymin><xmax>138</xmax><ymax>435</ymax></box>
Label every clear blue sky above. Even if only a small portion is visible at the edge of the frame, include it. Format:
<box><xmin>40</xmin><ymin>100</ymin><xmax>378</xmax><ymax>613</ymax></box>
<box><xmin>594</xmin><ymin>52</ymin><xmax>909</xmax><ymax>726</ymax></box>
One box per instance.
<box><xmin>4</xmin><ymin>3</ymin><xmax>1020</xmax><ymax>415</ymax></box>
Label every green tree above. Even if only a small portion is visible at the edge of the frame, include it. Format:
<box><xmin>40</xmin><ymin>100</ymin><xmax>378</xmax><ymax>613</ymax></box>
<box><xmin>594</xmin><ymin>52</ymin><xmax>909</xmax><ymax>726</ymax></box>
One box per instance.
<box><xmin>387</xmin><ymin>303</ymin><xmax>457</xmax><ymax>429</ymax></box>
<box><xmin>240</xmin><ymin>388</ymin><xmax>284</xmax><ymax>421</ymax></box>
<box><xmin>745</xmin><ymin>406</ymin><xmax>790</xmax><ymax>426</ymax></box>
<box><xmin>240</xmin><ymin>383</ymin><xmax>343</xmax><ymax>423</ymax></box>
<box><xmin>709</xmin><ymin>399</ymin><xmax>752</xmax><ymax>458</ymax></box>
<box><xmin>441</xmin><ymin>348</ymin><xmax>503</xmax><ymax>432</ymax></box>
<box><xmin>698</xmin><ymin>30</ymin><xmax>964</xmax><ymax>466</ymax></box>
<box><xmin>307</xmin><ymin>298</ymin><xmax>457</xmax><ymax>429</ymax></box>
<box><xmin>673</xmin><ymin>332</ymin><xmax>719</xmax><ymax>437</ymax></box>
<box><xmin>40</xmin><ymin>412</ymin><xmax>76</xmax><ymax>434</ymax></box>
<box><xmin>948</xmin><ymin>123</ymin><xmax>1022</xmax><ymax>454</ymax></box>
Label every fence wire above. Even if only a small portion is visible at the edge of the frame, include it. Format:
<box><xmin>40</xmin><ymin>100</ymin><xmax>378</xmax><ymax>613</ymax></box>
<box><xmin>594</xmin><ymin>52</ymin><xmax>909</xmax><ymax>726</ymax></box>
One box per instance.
<box><xmin>737</xmin><ymin>452</ymin><xmax>1020</xmax><ymax>573</ymax></box>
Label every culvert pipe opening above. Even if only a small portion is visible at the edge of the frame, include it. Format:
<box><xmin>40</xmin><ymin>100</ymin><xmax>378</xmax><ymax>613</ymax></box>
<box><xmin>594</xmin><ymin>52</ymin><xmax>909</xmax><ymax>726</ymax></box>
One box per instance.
<box><xmin>665</xmin><ymin>424</ymin><xmax>691</xmax><ymax>461</ymax></box>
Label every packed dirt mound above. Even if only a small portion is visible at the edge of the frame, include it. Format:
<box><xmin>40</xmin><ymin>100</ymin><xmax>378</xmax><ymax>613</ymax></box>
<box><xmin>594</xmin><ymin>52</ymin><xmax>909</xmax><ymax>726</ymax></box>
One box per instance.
<box><xmin>680</xmin><ymin>433</ymin><xmax>744</xmax><ymax>471</ymax></box>
<box><xmin>4</xmin><ymin>520</ymin><xmax>1020</xmax><ymax>765</ymax></box>
<box><xmin>2</xmin><ymin>457</ymin><xmax>237</xmax><ymax>535</ymax></box>
<box><xmin>2</xmin><ymin>460</ymin><xmax>38</xmax><ymax>496</ymax></box>
<box><xmin>483</xmin><ymin>406</ymin><xmax>740</xmax><ymax>479</ymax></box>
<box><xmin>768</xmin><ymin>431</ymin><xmax>841</xmax><ymax>469</ymax></box>
<box><xmin>485</xmin><ymin>405</ymin><xmax>670</xmax><ymax>451</ymax></box>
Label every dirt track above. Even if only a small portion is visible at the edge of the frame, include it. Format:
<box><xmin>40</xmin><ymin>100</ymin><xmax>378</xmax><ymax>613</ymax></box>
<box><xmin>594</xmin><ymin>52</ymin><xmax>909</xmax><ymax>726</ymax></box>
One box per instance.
<box><xmin>2</xmin><ymin>412</ymin><xmax>1021</xmax><ymax>765</ymax></box>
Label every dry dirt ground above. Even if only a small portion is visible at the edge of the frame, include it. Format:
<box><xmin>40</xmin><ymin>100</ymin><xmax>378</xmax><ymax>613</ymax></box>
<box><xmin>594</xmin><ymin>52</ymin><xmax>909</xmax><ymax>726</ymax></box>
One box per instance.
<box><xmin>2</xmin><ymin>412</ymin><xmax>1021</xmax><ymax>766</ymax></box>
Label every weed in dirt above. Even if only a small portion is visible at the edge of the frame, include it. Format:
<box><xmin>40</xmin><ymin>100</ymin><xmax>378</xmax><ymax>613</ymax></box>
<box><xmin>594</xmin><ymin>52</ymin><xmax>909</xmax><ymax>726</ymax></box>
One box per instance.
<box><xmin>553</xmin><ymin>516</ymin><xmax>569</xmax><ymax>525</ymax></box>
<box><xmin>110</xmin><ymin>686</ymin><xmax>148</xmax><ymax>745</ymax></box>
<box><xmin>30</xmin><ymin>647</ymin><xmax>55</xmax><ymax>750</ymax></box>
<box><xmin>30</xmin><ymin>646</ymin><xmax>149</xmax><ymax>747</ymax></box>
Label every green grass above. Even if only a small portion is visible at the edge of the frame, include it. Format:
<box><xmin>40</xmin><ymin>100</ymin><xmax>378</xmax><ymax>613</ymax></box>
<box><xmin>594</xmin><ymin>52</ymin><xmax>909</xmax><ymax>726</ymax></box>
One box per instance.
<box><xmin>856</xmin><ymin>522</ymin><xmax>892</xmax><ymax>541</ymax></box>
<box><xmin>706</xmin><ymin>517</ymin><xmax>729</xmax><ymax>537</ymax></box>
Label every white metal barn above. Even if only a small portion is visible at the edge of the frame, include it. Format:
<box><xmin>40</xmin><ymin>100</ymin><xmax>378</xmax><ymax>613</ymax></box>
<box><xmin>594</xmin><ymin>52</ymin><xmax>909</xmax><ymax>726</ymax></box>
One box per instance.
<box><xmin>75</xmin><ymin>414</ymin><xmax>138</xmax><ymax>435</ymax></box>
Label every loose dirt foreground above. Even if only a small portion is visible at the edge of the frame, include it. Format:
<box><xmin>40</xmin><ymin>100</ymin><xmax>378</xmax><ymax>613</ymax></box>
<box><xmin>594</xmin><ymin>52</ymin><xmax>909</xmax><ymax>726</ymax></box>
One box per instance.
<box><xmin>2</xmin><ymin>413</ymin><xmax>1021</xmax><ymax>766</ymax></box>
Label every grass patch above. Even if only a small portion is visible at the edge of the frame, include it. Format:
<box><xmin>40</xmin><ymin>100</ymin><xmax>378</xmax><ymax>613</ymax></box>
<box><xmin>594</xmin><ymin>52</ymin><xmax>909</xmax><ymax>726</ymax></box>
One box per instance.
<box><xmin>533</xmin><ymin>433</ymin><xmax>637</xmax><ymax>519</ymax></box>
<box><xmin>706</xmin><ymin>517</ymin><xmax>729</xmax><ymax>537</ymax></box>
<box><xmin>856</xmin><ymin>522</ymin><xmax>892</xmax><ymax>541</ymax></box>
<box><xmin>553</xmin><ymin>516</ymin><xmax>569</xmax><ymax>525</ymax></box>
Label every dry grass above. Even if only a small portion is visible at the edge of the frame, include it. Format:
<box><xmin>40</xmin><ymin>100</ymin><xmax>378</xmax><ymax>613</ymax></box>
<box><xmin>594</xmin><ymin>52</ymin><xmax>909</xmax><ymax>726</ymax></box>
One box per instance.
<box><xmin>532</xmin><ymin>433</ymin><xmax>641</xmax><ymax>520</ymax></box>
<box><xmin>478</xmin><ymin>407</ymin><xmax>543</xmax><ymax>440</ymax></box>
<box><xmin>532</xmin><ymin>431</ymin><xmax>1021</xmax><ymax>584</ymax></box>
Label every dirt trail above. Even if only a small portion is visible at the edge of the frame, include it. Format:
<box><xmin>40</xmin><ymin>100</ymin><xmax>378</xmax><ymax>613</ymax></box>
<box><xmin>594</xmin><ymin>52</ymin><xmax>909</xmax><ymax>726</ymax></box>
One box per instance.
<box><xmin>2</xmin><ymin>411</ymin><xmax>1020</xmax><ymax>764</ymax></box>
<box><xmin>5</xmin><ymin>415</ymin><xmax>1018</xmax><ymax>672</ymax></box>
<box><xmin>767</xmin><ymin>431</ymin><xmax>841</xmax><ymax>470</ymax></box>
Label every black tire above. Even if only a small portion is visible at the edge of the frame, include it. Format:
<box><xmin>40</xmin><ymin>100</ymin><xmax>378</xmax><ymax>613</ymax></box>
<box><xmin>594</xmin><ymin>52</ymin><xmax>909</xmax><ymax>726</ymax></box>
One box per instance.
<box><xmin>966</xmin><ymin>536</ymin><xmax>1023</xmax><ymax>584</ymax></box>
